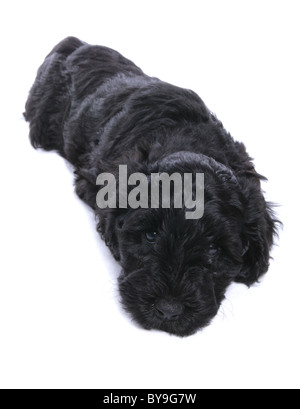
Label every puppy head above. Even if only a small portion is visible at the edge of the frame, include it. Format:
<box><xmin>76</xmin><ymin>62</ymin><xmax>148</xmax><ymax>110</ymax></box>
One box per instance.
<box><xmin>97</xmin><ymin>151</ymin><xmax>277</xmax><ymax>336</ymax></box>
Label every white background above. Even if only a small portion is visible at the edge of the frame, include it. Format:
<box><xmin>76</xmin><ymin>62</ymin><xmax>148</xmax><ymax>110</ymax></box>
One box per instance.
<box><xmin>0</xmin><ymin>0</ymin><xmax>299</xmax><ymax>389</ymax></box>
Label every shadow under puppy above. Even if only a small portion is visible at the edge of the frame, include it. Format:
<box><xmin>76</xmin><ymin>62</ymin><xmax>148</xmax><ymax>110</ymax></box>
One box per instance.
<box><xmin>24</xmin><ymin>37</ymin><xmax>279</xmax><ymax>336</ymax></box>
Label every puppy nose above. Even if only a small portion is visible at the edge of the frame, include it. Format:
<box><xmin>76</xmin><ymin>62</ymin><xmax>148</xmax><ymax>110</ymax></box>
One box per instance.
<box><xmin>155</xmin><ymin>299</ymin><xmax>183</xmax><ymax>320</ymax></box>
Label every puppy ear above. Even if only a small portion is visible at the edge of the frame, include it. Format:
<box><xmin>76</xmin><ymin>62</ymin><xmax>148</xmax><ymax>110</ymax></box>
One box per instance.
<box><xmin>153</xmin><ymin>151</ymin><xmax>238</xmax><ymax>185</ymax></box>
<box><xmin>235</xmin><ymin>180</ymin><xmax>279</xmax><ymax>286</ymax></box>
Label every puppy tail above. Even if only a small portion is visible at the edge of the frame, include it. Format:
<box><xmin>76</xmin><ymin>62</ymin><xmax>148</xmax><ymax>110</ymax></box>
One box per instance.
<box><xmin>24</xmin><ymin>37</ymin><xmax>84</xmax><ymax>157</ymax></box>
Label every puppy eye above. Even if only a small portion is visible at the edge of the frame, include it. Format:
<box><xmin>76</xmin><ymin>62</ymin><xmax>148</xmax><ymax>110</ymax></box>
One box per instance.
<box><xmin>145</xmin><ymin>232</ymin><xmax>157</xmax><ymax>244</ymax></box>
<box><xmin>208</xmin><ymin>245</ymin><xmax>218</xmax><ymax>257</ymax></box>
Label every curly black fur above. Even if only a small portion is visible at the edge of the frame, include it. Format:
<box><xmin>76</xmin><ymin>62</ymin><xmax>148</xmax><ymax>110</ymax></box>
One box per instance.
<box><xmin>24</xmin><ymin>37</ymin><xmax>279</xmax><ymax>336</ymax></box>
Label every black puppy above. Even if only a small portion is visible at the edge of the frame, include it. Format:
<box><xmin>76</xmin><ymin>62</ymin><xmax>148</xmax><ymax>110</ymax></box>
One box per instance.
<box><xmin>25</xmin><ymin>37</ymin><xmax>278</xmax><ymax>336</ymax></box>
